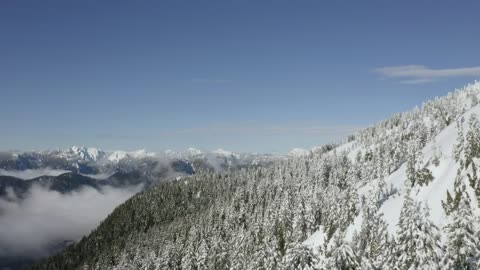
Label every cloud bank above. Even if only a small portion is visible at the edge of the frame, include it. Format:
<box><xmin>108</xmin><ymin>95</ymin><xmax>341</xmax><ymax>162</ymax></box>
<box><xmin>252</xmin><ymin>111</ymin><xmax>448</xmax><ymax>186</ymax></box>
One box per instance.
<box><xmin>0</xmin><ymin>184</ymin><xmax>141</xmax><ymax>259</ymax></box>
<box><xmin>374</xmin><ymin>65</ymin><xmax>480</xmax><ymax>84</ymax></box>
<box><xmin>0</xmin><ymin>168</ymin><xmax>71</xmax><ymax>180</ymax></box>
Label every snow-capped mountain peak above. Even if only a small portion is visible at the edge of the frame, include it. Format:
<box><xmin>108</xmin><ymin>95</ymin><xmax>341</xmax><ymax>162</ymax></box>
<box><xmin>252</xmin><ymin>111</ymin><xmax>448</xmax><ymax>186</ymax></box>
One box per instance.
<box><xmin>108</xmin><ymin>151</ymin><xmax>129</xmax><ymax>163</ymax></box>
<box><xmin>186</xmin><ymin>147</ymin><xmax>203</xmax><ymax>156</ymax></box>
<box><xmin>212</xmin><ymin>148</ymin><xmax>232</xmax><ymax>156</ymax></box>
<box><xmin>107</xmin><ymin>149</ymin><xmax>156</xmax><ymax>163</ymax></box>
<box><xmin>164</xmin><ymin>149</ymin><xmax>175</xmax><ymax>157</ymax></box>
<box><xmin>130</xmin><ymin>149</ymin><xmax>155</xmax><ymax>159</ymax></box>
<box><xmin>69</xmin><ymin>146</ymin><xmax>105</xmax><ymax>162</ymax></box>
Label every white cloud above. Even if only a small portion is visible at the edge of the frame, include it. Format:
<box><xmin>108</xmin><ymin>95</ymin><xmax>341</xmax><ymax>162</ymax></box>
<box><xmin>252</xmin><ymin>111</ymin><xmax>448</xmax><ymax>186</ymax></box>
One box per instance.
<box><xmin>0</xmin><ymin>168</ymin><xmax>70</xmax><ymax>180</ymax></box>
<box><xmin>79</xmin><ymin>172</ymin><xmax>113</xmax><ymax>180</ymax></box>
<box><xmin>374</xmin><ymin>65</ymin><xmax>480</xmax><ymax>84</ymax></box>
<box><xmin>399</xmin><ymin>78</ymin><xmax>436</xmax><ymax>85</ymax></box>
<box><xmin>0</xmin><ymin>184</ymin><xmax>141</xmax><ymax>258</ymax></box>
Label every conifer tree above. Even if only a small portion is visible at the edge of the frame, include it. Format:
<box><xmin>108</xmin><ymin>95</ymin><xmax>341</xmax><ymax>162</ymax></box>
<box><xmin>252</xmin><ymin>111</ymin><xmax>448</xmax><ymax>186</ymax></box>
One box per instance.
<box><xmin>196</xmin><ymin>239</ymin><xmax>209</xmax><ymax>270</ymax></box>
<box><xmin>394</xmin><ymin>192</ymin><xmax>442</xmax><ymax>270</ymax></box>
<box><xmin>264</xmin><ymin>237</ymin><xmax>283</xmax><ymax>270</ymax></box>
<box><xmin>454</xmin><ymin>120</ymin><xmax>465</xmax><ymax>166</ymax></box>
<box><xmin>411</xmin><ymin>205</ymin><xmax>443</xmax><ymax>270</ymax></box>
<box><xmin>282</xmin><ymin>243</ymin><xmax>319</xmax><ymax>270</ymax></box>
<box><xmin>464</xmin><ymin>114</ymin><xmax>480</xmax><ymax>169</ymax></box>
<box><xmin>181</xmin><ymin>241</ymin><xmax>197</xmax><ymax>270</ymax></box>
<box><xmin>406</xmin><ymin>140</ymin><xmax>423</xmax><ymax>187</ymax></box>
<box><xmin>354</xmin><ymin>195</ymin><xmax>390</xmax><ymax>269</ymax></box>
<box><xmin>442</xmin><ymin>196</ymin><xmax>479</xmax><ymax>270</ymax></box>
<box><xmin>327</xmin><ymin>232</ymin><xmax>360</xmax><ymax>270</ymax></box>
<box><xmin>431</xmin><ymin>138</ymin><xmax>442</xmax><ymax>167</ymax></box>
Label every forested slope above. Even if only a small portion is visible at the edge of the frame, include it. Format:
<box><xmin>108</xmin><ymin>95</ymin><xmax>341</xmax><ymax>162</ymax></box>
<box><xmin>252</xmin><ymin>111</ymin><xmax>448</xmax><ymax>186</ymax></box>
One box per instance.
<box><xmin>31</xmin><ymin>82</ymin><xmax>480</xmax><ymax>270</ymax></box>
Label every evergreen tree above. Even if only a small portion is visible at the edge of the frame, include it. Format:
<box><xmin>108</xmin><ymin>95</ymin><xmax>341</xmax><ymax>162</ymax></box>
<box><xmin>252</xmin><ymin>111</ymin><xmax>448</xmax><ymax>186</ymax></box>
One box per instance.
<box><xmin>454</xmin><ymin>120</ymin><xmax>465</xmax><ymax>166</ymax></box>
<box><xmin>248</xmin><ymin>243</ymin><xmax>268</xmax><ymax>270</ymax></box>
<box><xmin>264</xmin><ymin>237</ymin><xmax>283</xmax><ymax>270</ymax></box>
<box><xmin>405</xmin><ymin>140</ymin><xmax>423</xmax><ymax>187</ymax></box>
<box><xmin>394</xmin><ymin>192</ymin><xmax>442</xmax><ymax>270</ymax></box>
<box><xmin>442</xmin><ymin>171</ymin><xmax>465</xmax><ymax>215</ymax></box>
<box><xmin>327</xmin><ymin>232</ymin><xmax>360</xmax><ymax>270</ymax></box>
<box><xmin>395</xmin><ymin>192</ymin><xmax>417</xmax><ymax>269</ymax></box>
<box><xmin>411</xmin><ymin>205</ymin><xmax>443</xmax><ymax>270</ymax></box>
<box><xmin>416</xmin><ymin>168</ymin><xmax>434</xmax><ymax>187</ymax></box>
<box><xmin>181</xmin><ymin>241</ymin><xmax>197</xmax><ymax>270</ymax></box>
<box><xmin>442</xmin><ymin>196</ymin><xmax>479</xmax><ymax>270</ymax></box>
<box><xmin>431</xmin><ymin>138</ymin><xmax>442</xmax><ymax>167</ymax></box>
<box><xmin>353</xmin><ymin>196</ymin><xmax>390</xmax><ymax>269</ymax></box>
<box><xmin>282</xmin><ymin>243</ymin><xmax>319</xmax><ymax>270</ymax></box>
<box><xmin>196</xmin><ymin>239</ymin><xmax>209</xmax><ymax>270</ymax></box>
<box><xmin>464</xmin><ymin>114</ymin><xmax>480</xmax><ymax>169</ymax></box>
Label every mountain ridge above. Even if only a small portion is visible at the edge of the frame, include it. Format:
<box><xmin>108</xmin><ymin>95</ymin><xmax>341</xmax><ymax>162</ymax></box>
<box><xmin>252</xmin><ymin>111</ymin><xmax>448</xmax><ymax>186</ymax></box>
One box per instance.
<box><xmin>28</xmin><ymin>81</ymin><xmax>480</xmax><ymax>269</ymax></box>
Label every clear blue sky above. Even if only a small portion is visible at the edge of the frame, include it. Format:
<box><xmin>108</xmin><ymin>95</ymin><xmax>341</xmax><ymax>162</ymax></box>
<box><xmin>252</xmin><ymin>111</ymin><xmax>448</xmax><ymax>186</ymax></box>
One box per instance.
<box><xmin>1</xmin><ymin>0</ymin><xmax>479</xmax><ymax>153</ymax></box>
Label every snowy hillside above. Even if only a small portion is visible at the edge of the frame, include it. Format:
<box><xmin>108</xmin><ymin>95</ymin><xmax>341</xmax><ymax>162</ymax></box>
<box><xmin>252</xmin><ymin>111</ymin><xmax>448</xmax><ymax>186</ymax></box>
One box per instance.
<box><xmin>31</xmin><ymin>82</ymin><xmax>480</xmax><ymax>270</ymax></box>
<box><xmin>303</xmin><ymin>81</ymin><xmax>480</xmax><ymax>268</ymax></box>
<box><xmin>305</xmin><ymin>83</ymin><xmax>480</xmax><ymax>241</ymax></box>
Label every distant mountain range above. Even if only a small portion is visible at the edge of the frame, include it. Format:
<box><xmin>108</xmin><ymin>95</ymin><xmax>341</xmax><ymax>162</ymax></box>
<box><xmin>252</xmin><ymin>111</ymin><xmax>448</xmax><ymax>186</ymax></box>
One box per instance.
<box><xmin>0</xmin><ymin>147</ymin><xmax>287</xmax><ymax>269</ymax></box>
<box><xmin>0</xmin><ymin>147</ymin><xmax>282</xmax><ymax>197</ymax></box>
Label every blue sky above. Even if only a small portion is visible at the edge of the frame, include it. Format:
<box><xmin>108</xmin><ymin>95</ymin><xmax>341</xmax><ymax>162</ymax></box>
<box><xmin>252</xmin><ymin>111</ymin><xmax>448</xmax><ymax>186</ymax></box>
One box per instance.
<box><xmin>1</xmin><ymin>0</ymin><xmax>480</xmax><ymax>153</ymax></box>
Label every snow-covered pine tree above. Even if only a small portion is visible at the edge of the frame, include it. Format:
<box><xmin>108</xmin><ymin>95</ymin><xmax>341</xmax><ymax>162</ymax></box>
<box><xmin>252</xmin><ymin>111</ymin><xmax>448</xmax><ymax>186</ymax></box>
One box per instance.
<box><xmin>442</xmin><ymin>169</ymin><xmax>466</xmax><ymax>215</ymax></box>
<box><xmin>394</xmin><ymin>191</ymin><xmax>417</xmax><ymax>270</ymax></box>
<box><xmin>411</xmin><ymin>204</ymin><xmax>443</xmax><ymax>270</ymax></box>
<box><xmin>454</xmin><ymin>119</ymin><xmax>465</xmax><ymax>166</ymax></box>
<box><xmin>181</xmin><ymin>240</ymin><xmax>197</xmax><ymax>270</ymax></box>
<box><xmin>431</xmin><ymin>137</ymin><xmax>442</xmax><ymax>167</ymax></box>
<box><xmin>442</xmin><ymin>196</ymin><xmax>479</xmax><ymax>270</ymax></box>
<box><xmin>394</xmin><ymin>192</ymin><xmax>442</xmax><ymax>270</ymax></box>
<box><xmin>464</xmin><ymin>113</ymin><xmax>480</xmax><ymax>170</ymax></box>
<box><xmin>327</xmin><ymin>231</ymin><xmax>360</xmax><ymax>270</ymax></box>
<box><xmin>180</xmin><ymin>226</ymin><xmax>199</xmax><ymax>270</ymax></box>
<box><xmin>282</xmin><ymin>242</ymin><xmax>319</xmax><ymax>270</ymax></box>
<box><xmin>248</xmin><ymin>242</ymin><xmax>268</xmax><ymax>270</ymax></box>
<box><xmin>264</xmin><ymin>236</ymin><xmax>283</xmax><ymax>270</ymax></box>
<box><xmin>210</xmin><ymin>232</ymin><xmax>230</xmax><ymax>269</ymax></box>
<box><xmin>405</xmin><ymin>140</ymin><xmax>423</xmax><ymax>187</ymax></box>
<box><xmin>196</xmin><ymin>239</ymin><xmax>210</xmax><ymax>270</ymax></box>
<box><xmin>353</xmin><ymin>194</ymin><xmax>390</xmax><ymax>269</ymax></box>
<box><xmin>293</xmin><ymin>190</ymin><xmax>315</xmax><ymax>240</ymax></box>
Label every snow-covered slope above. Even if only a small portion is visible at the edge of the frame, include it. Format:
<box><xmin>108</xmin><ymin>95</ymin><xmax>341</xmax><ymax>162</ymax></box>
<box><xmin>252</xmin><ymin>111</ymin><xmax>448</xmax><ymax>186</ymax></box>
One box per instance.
<box><xmin>305</xmin><ymin>81</ymin><xmax>480</xmax><ymax>251</ymax></box>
